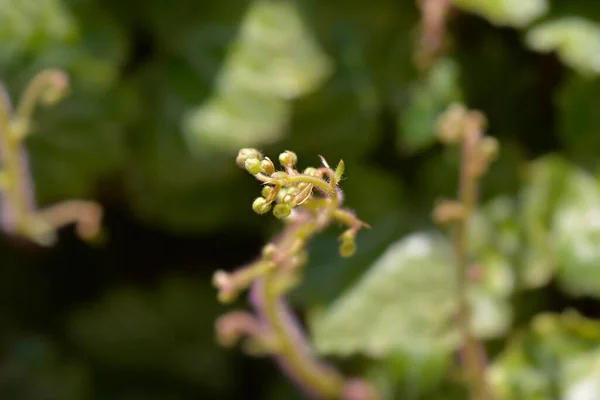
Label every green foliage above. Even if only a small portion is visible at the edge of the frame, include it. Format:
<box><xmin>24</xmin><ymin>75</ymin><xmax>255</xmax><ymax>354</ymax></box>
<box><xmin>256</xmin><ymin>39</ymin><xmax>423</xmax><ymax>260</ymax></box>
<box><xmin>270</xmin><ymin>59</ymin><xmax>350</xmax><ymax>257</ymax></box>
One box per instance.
<box><xmin>526</xmin><ymin>17</ymin><xmax>600</xmax><ymax>76</ymax></box>
<box><xmin>310</xmin><ymin>231</ymin><xmax>513</xmax><ymax>357</ymax></box>
<box><xmin>5</xmin><ymin>0</ymin><xmax>600</xmax><ymax>398</ymax></box>
<box><xmin>489</xmin><ymin>311</ymin><xmax>600</xmax><ymax>399</ymax></box>
<box><xmin>453</xmin><ymin>0</ymin><xmax>548</xmax><ymax>27</ymax></box>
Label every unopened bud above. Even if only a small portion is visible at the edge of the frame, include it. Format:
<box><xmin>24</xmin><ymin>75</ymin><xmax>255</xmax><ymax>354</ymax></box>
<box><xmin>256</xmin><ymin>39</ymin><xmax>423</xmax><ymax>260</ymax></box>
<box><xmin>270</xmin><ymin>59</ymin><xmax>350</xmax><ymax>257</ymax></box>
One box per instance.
<box><xmin>236</xmin><ymin>148</ymin><xmax>262</xmax><ymax>168</ymax></box>
<box><xmin>41</xmin><ymin>71</ymin><xmax>69</xmax><ymax>105</ymax></box>
<box><xmin>245</xmin><ymin>158</ymin><xmax>262</xmax><ymax>175</ymax></box>
<box><xmin>260</xmin><ymin>157</ymin><xmax>275</xmax><ymax>175</ymax></box>
<box><xmin>303</xmin><ymin>167</ymin><xmax>320</xmax><ymax>177</ymax></box>
<box><xmin>271</xmin><ymin>171</ymin><xmax>288</xmax><ymax>182</ymax></box>
<box><xmin>252</xmin><ymin>197</ymin><xmax>271</xmax><ymax>215</ymax></box>
<box><xmin>278</xmin><ymin>151</ymin><xmax>297</xmax><ymax>167</ymax></box>
<box><xmin>339</xmin><ymin>230</ymin><xmax>357</xmax><ymax>258</ymax></box>
<box><xmin>437</xmin><ymin>103</ymin><xmax>467</xmax><ymax>144</ymax></box>
<box><xmin>273</xmin><ymin>203</ymin><xmax>291</xmax><ymax>219</ymax></box>
<box><xmin>283</xmin><ymin>194</ymin><xmax>296</xmax><ymax>207</ymax></box>
<box><xmin>478</xmin><ymin>136</ymin><xmax>499</xmax><ymax>162</ymax></box>
<box><xmin>262</xmin><ymin>186</ymin><xmax>273</xmax><ymax>199</ymax></box>
<box><xmin>339</xmin><ymin>240</ymin><xmax>356</xmax><ymax>258</ymax></box>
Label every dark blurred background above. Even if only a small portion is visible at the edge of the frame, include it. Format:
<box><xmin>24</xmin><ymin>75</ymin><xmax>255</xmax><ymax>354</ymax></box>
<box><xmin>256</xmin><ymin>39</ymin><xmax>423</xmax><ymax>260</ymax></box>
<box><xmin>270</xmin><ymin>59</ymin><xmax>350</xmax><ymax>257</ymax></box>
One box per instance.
<box><xmin>2</xmin><ymin>0</ymin><xmax>600</xmax><ymax>399</ymax></box>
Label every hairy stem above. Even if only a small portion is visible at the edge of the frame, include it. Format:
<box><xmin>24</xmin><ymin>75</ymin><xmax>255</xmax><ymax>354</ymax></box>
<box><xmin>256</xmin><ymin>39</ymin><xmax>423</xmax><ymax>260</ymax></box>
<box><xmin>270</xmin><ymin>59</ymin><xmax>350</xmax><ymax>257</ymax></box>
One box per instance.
<box><xmin>259</xmin><ymin>271</ymin><xmax>343</xmax><ymax>398</ymax></box>
<box><xmin>454</xmin><ymin>114</ymin><xmax>491</xmax><ymax>400</ymax></box>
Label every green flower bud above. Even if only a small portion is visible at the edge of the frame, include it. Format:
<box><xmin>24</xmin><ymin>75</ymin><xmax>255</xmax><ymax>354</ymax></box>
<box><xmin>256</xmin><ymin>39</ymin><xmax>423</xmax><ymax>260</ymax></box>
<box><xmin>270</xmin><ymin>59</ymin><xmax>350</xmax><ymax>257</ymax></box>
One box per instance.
<box><xmin>279</xmin><ymin>151</ymin><xmax>297</xmax><ymax>167</ymax></box>
<box><xmin>273</xmin><ymin>203</ymin><xmax>291</xmax><ymax>219</ymax></box>
<box><xmin>262</xmin><ymin>186</ymin><xmax>273</xmax><ymax>198</ymax></box>
<box><xmin>339</xmin><ymin>240</ymin><xmax>356</xmax><ymax>258</ymax></box>
<box><xmin>260</xmin><ymin>158</ymin><xmax>275</xmax><ymax>175</ymax></box>
<box><xmin>283</xmin><ymin>194</ymin><xmax>296</xmax><ymax>207</ymax></box>
<box><xmin>252</xmin><ymin>197</ymin><xmax>271</xmax><ymax>215</ymax></box>
<box><xmin>436</xmin><ymin>103</ymin><xmax>467</xmax><ymax>144</ymax></box>
<box><xmin>479</xmin><ymin>136</ymin><xmax>499</xmax><ymax>162</ymax></box>
<box><xmin>245</xmin><ymin>158</ymin><xmax>262</xmax><ymax>175</ymax></box>
<box><xmin>236</xmin><ymin>148</ymin><xmax>262</xmax><ymax>168</ymax></box>
<box><xmin>339</xmin><ymin>230</ymin><xmax>357</xmax><ymax>258</ymax></box>
<box><xmin>303</xmin><ymin>167</ymin><xmax>322</xmax><ymax>178</ymax></box>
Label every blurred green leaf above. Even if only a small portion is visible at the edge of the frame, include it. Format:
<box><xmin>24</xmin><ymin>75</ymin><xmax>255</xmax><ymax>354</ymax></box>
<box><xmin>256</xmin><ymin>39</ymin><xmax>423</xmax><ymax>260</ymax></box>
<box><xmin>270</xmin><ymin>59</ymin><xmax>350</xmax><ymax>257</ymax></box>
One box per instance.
<box><xmin>526</xmin><ymin>17</ymin><xmax>600</xmax><ymax>76</ymax></box>
<box><xmin>397</xmin><ymin>58</ymin><xmax>462</xmax><ymax>154</ymax></box>
<box><xmin>552</xmin><ymin>161</ymin><xmax>600</xmax><ymax>297</ymax></box>
<box><xmin>489</xmin><ymin>310</ymin><xmax>600</xmax><ymax>399</ymax></box>
<box><xmin>517</xmin><ymin>156</ymin><xmax>570</xmax><ymax>289</ymax></box>
<box><xmin>310</xmin><ymin>231</ymin><xmax>513</xmax><ymax>359</ymax></box>
<box><xmin>453</xmin><ymin>0</ymin><xmax>548</xmax><ymax>28</ymax></box>
<box><xmin>183</xmin><ymin>0</ymin><xmax>332</xmax><ymax>153</ymax></box>
<box><xmin>311</xmin><ymin>232</ymin><xmax>460</xmax><ymax>358</ymax></box>
<box><xmin>0</xmin><ymin>0</ymin><xmax>77</xmax><ymax>63</ymax></box>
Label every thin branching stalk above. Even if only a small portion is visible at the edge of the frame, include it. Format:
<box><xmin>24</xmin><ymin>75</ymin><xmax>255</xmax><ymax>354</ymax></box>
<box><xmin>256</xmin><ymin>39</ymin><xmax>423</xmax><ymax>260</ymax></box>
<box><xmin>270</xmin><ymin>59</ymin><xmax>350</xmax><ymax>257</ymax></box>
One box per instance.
<box><xmin>435</xmin><ymin>104</ymin><xmax>499</xmax><ymax>400</ymax></box>
<box><xmin>214</xmin><ymin>149</ymin><xmax>376</xmax><ymax>400</ymax></box>
<box><xmin>0</xmin><ymin>70</ymin><xmax>103</xmax><ymax>246</ymax></box>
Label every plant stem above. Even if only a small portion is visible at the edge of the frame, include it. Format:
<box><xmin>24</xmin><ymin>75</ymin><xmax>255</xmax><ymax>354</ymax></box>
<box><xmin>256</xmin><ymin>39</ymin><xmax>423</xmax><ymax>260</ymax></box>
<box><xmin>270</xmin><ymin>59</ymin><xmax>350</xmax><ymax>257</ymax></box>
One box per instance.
<box><xmin>259</xmin><ymin>271</ymin><xmax>343</xmax><ymax>398</ymax></box>
<box><xmin>454</xmin><ymin>115</ymin><xmax>491</xmax><ymax>400</ymax></box>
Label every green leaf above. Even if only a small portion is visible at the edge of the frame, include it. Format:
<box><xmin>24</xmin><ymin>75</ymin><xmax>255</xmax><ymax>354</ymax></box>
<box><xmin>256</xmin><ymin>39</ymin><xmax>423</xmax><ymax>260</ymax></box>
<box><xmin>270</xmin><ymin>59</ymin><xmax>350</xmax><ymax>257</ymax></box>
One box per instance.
<box><xmin>517</xmin><ymin>156</ymin><xmax>570</xmax><ymax>289</ymax></box>
<box><xmin>453</xmin><ymin>0</ymin><xmax>548</xmax><ymax>28</ymax></box>
<box><xmin>310</xmin><ymin>232</ymin><xmax>460</xmax><ymax>358</ymax></box>
<box><xmin>0</xmin><ymin>0</ymin><xmax>77</xmax><ymax>63</ymax></box>
<box><xmin>310</xmin><ymin>232</ymin><xmax>513</xmax><ymax>358</ymax></box>
<box><xmin>183</xmin><ymin>0</ymin><xmax>332</xmax><ymax>153</ymax></box>
<box><xmin>397</xmin><ymin>58</ymin><xmax>462</xmax><ymax>153</ymax></box>
<box><xmin>489</xmin><ymin>311</ymin><xmax>600</xmax><ymax>399</ymax></box>
<box><xmin>552</xmin><ymin>162</ymin><xmax>600</xmax><ymax>297</ymax></box>
<box><xmin>526</xmin><ymin>17</ymin><xmax>600</xmax><ymax>76</ymax></box>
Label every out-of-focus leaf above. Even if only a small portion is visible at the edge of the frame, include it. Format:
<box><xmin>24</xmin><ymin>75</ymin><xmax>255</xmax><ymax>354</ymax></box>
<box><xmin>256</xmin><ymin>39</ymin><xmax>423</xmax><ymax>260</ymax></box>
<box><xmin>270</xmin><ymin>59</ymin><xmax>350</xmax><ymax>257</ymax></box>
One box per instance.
<box><xmin>0</xmin><ymin>336</ymin><xmax>90</xmax><ymax>400</ymax></box>
<box><xmin>67</xmin><ymin>277</ymin><xmax>235</xmax><ymax>396</ymax></box>
<box><xmin>183</xmin><ymin>0</ymin><xmax>332</xmax><ymax>153</ymax></box>
<box><xmin>488</xmin><ymin>311</ymin><xmax>600</xmax><ymax>399</ymax></box>
<box><xmin>0</xmin><ymin>0</ymin><xmax>77</xmax><ymax>63</ymax></box>
<box><xmin>310</xmin><ymin>232</ymin><xmax>513</xmax><ymax>358</ymax></box>
<box><xmin>367</xmin><ymin>350</ymin><xmax>451</xmax><ymax>400</ymax></box>
<box><xmin>552</xmin><ymin>161</ymin><xmax>600</xmax><ymax>298</ymax></box>
<box><xmin>397</xmin><ymin>58</ymin><xmax>462</xmax><ymax>153</ymax></box>
<box><xmin>453</xmin><ymin>0</ymin><xmax>548</xmax><ymax>28</ymax></box>
<box><xmin>311</xmin><ymin>232</ymin><xmax>460</xmax><ymax>358</ymax></box>
<box><xmin>526</xmin><ymin>17</ymin><xmax>600</xmax><ymax>76</ymax></box>
<box><xmin>517</xmin><ymin>156</ymin><xmax>570</xmax><ymax>289</ymax></box>
<box><xmin>122</xmin><ymin>59</ymin><xmax>255</xmax><ymax>233</ymax></box>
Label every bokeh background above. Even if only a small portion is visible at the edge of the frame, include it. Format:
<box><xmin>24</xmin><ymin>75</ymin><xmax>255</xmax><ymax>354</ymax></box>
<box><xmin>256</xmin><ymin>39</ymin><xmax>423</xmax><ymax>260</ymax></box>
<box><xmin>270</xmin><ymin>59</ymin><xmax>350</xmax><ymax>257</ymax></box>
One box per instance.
<box><xmin>3</xmin><ymin>0</ymin><xmax>600</xmax><ymax>399</ymax></box>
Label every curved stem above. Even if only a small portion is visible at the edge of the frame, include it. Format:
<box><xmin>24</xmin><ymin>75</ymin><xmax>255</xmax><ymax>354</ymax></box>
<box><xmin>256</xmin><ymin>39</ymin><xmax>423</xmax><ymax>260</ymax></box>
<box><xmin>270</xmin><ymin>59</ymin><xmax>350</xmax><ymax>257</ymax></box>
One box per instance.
<box><xmin>260</xmin><ymin>272</ymin><xmax>343</xmax><ymax>398</ymax></box>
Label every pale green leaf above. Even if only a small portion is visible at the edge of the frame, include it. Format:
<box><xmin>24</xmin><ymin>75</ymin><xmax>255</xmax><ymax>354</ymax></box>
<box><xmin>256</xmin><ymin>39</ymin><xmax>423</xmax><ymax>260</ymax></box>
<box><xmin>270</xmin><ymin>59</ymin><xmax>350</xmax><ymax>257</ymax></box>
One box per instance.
<box><xmin>310</xmin><ymin>231</ymin><xmax>513</xmax><ymax>358</ymax></box>
<box><xmin>552</xmin><ymin>164</ymin><xmax>600</xmax><ymax>297</ymax></box>
<box><xmin>526</xmin><ymin>17</ymin><xmax>600</xmax><ymax>75</ymax></box>
<box><xmin>183</xmin><ymin>0</ymin><xmax>332</xmax><ymax>153</ymax></box>
<box><xmin>489</xmin><ymin>311</ymin><xmax>600</xmax><ymax>399</ymax></box>
<box><xmin>397</xmin><ymin>58</ymin><xmax>462</xmax><ymax>153</ymax></box>
<box><xmin>453</xmin><ymin>0</ymin><xmax>548</xmax><ymax>28</ymax></box>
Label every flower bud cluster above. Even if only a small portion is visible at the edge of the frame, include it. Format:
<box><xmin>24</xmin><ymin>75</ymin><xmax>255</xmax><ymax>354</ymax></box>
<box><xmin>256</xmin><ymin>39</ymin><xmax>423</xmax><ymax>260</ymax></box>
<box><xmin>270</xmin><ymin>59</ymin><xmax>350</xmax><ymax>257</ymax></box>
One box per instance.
<box><xmin>236</xmin><ymin>148</ymin><xmax>326</xmax><ymax>220</ymax></box>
